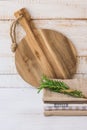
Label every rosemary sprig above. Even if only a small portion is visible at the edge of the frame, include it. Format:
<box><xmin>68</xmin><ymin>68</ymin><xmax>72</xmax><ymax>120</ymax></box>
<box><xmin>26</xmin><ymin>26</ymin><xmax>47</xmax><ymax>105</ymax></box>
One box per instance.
<box><xmin>38</xmin><ymin>75</ymin><xmax>87</xmax><ymax>99</ymax></box>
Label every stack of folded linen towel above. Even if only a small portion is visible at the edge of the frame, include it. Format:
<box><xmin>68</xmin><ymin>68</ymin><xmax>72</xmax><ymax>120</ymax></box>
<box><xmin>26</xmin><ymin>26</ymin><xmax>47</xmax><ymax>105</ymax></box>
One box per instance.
<box><xmin>43</xmin><ymin>79</ymin><xmax>87</xmax><ymax>116</ymax></box>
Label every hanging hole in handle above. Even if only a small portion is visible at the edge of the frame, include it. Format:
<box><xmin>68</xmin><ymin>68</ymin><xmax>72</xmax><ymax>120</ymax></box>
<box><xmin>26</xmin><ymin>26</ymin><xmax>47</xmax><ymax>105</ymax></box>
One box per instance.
<box><xmin>14</xmin><ymin>8</ymin><xmax>31</xmax><ymax>22</ymax></box>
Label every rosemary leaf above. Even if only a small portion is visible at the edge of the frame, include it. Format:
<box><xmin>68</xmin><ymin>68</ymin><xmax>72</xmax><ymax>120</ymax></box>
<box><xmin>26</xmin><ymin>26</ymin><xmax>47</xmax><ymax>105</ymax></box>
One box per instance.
<box><xmin>38</xmin><ymin>75</ymin><xmax>87</xmax><ymax>99</ymax></box>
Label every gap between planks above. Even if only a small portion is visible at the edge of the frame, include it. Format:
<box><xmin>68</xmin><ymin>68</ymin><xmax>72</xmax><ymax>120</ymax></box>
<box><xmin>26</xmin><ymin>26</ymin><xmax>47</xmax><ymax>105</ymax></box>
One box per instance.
<box><xmin>1</xmin><ymin>20</ymin><xmax>87</xmax><ymax>56</ymax></box>
<box><xmin>0</xmin><ymin>56</ymin><xmax>87</xmax><ymax>74</ymax></box>
<box><xmin>1</xmin><ymin>18</ymin><xmax>87</xmax><ymax>21</ymax></box>
<box><xmin>0</xmin><ymin>74</ymin><xmax>87</xmax><ymax>88</ymax></box>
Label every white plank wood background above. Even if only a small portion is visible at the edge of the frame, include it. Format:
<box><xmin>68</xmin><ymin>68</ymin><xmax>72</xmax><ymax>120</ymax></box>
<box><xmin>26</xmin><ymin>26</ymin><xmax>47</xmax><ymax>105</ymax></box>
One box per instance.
<box><xmin>0</xmin><ymin>0</ymin><xmax>87</xmax><ymax>129</ymax></box>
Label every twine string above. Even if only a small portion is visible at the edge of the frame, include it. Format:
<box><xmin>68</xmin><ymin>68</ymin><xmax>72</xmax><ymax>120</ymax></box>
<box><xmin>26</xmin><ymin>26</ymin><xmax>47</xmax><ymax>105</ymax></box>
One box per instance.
<box><xmin>10</xmin><ymin>15</ymin><xmax>23</xmax><ymax>52</ymax></box>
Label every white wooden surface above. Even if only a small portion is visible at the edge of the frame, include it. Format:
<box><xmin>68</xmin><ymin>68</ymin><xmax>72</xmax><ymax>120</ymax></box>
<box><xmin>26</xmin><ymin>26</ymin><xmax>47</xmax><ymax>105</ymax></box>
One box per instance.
<box><xmin>0</xmin><ymin>0</ymin><xmax>87</xmax><ymax>130</ymax></box>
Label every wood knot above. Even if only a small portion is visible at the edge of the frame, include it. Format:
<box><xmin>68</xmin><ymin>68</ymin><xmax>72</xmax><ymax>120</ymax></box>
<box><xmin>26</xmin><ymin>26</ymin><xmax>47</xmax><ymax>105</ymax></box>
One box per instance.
<box><xmin>11</xmin><ymin>43</ymin><xmax>17</xmax><ymax>52</ymax></box>
<box><xmin>35</xmin><ymin>51</ymin><xmax>40</xmax><ymax>60</ymax></box>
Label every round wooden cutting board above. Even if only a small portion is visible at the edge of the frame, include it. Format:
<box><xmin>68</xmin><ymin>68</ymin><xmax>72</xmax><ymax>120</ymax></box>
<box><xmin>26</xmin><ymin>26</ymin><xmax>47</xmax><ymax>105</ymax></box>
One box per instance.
<box><xmin>14</xmin><ymin>8</ymin><xmax>77</xmax><ymax>88</ymax></box>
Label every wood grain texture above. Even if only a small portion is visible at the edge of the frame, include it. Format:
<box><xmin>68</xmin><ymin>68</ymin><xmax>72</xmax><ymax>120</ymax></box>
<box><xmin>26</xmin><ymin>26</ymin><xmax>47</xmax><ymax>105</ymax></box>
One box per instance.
<box><xmin>0</xmin><ymin>0</ymin><xmax>87</xmax><ymax>128</ymax></box>
<box><xmin>1</xmin><ymin>20</ymin><xmax>87</xmax><ymax>75</ymax></box>
<box><xmin>0</xmin><ymin>10</ymin><xmax>87</xmax><ymax>83</ymax></box>
<box><xmin>13</xmin><ymin>8</ymin><xmax>77</xmax><ymax>87</ymax></box>
<box><xmin>1</xmin><ymin>0</ymin><xmax>87</xmax><ymax>20</ymax></box>
<box><xmin>1</xmin><ymin>20</ymin><xmax>87</xmax><ymax>56</ymax></box>
<box><xmin>1</xmin><ymin>56</ymin><xmax>87</xmax><ymax>75</ymax></box>
<box><xmin>0</xmin><ymin>21</ymin><xmax>87</xmax><ymax>75</ymax></box>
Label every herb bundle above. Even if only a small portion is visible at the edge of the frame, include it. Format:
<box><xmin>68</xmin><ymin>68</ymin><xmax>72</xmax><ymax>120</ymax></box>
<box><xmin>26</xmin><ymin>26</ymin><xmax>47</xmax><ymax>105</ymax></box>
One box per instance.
<box><xmin>38</xmin><ymin>75</ymin><xmax>87</xmax><ymax>99</ymax></box>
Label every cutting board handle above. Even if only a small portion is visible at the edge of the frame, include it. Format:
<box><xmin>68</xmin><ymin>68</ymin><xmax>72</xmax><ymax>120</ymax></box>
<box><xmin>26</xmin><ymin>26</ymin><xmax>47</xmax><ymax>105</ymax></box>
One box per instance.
<box><xmin>14</xmin><ymin>8</ymin><xmax>55</xmax><ymax>77</ymax></box>
<box><xmin>14</xmin><ymin>8</ymin><xmax>31</xmax><ymax>21</ymax></box>
<box><xmin>14</xmin><ymin>8</ymin><xmax>32</xmax><ymax>33</ymax></box>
